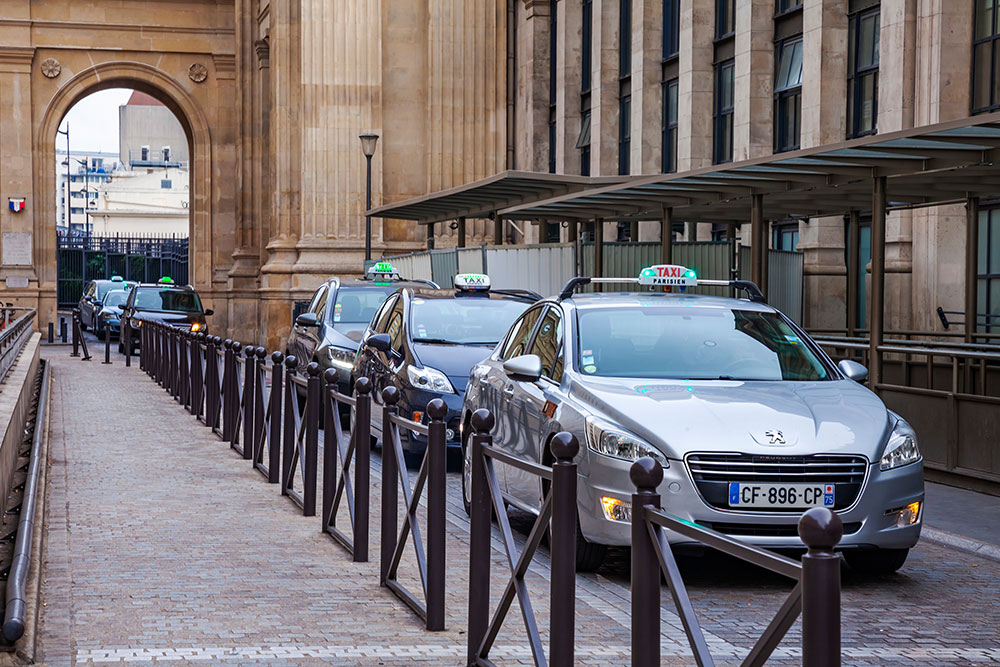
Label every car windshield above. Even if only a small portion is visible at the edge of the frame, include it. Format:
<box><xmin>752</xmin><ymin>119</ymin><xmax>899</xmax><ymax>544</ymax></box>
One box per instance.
<box><xmin>576</xmin><ymin>305</ymin><xmax>830</xmax><ymax>381</ymax></box>
<box><xmin>103</xmin><ymin>291</ymin><xmax>129</xmax><ymax>308</ymax></box>
<box><xmin>410</xmin><ymin>297</ymin><xmax>530</xmax><ymax>345</ymax></box>
<box><xmin>132</xmin><ymin>287</ymin><xmax>203</xmax><ymax>313</ymax></box>
<box><xmin>330</xmin><ymin>286</ymin><xmax>397</xmax><ymax>329</ymax></box>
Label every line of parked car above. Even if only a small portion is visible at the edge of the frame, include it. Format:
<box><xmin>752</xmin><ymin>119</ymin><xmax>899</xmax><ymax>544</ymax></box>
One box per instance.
<box><xmin>286</xmin><ymin>262</ymin><xmax>924</xmax><ymax>575</ymax></box>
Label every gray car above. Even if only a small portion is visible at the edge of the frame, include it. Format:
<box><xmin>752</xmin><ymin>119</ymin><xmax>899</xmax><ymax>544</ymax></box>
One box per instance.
<box><xmin>460</xmin><ymin>266</ymin><xmax>924</xmax><ymax>574</ymax></box>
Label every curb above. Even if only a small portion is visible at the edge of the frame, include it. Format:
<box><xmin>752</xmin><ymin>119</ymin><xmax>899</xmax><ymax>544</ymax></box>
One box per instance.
<box><xmin>921</xmin><ymin>525</ymin><xmax>1000</xmax><ymax>563</ymax></box>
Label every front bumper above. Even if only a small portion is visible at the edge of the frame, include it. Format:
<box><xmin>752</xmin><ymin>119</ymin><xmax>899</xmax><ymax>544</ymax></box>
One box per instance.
<box><xmin>578</xmin><ymin>452</ymin><xmax>924</xmax><ymax>551</ymax></box>
<box><xmin>395</xmin><ymin>389</ymin><xmax>464</xmax><ymax>455</ymax></box>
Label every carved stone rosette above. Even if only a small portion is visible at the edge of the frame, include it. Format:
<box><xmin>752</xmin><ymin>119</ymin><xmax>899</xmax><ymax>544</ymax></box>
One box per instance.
<box><xmin>40</xmin><ymin>58</ymin><xmax>61</xmax><ymax>78</ymax></box>
<box><xmin>188</xmin><ymin>63</ymin><xmax>208</xmax><ymax>83</ymax></box>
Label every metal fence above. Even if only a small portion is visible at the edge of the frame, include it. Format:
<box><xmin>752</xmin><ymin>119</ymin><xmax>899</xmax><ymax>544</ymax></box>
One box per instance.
<box><xmin>57</xmin><ymin>234</ymin><xmax>189</xmax><ymax>307</ymax></box>
<box><xmin>136</xmin><ymin>321</ymin><xmax>844</xmax><ymax>666</ymax></box>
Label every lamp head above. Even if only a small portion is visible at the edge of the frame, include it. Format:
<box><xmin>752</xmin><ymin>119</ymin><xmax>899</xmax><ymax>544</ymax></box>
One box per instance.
<box><xmin>359</xmin><ymin>133</ymin><xmax>380</xmax><ymax>158</ymax></box>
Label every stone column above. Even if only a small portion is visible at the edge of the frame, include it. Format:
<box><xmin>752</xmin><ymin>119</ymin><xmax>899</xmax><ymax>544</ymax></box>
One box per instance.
<box><xmin>631</xmin><ymin>0</ymin><xmax>662</xmax><ymax>174</ymax></box>
<box><xmin>733</xmin><ymin>0</ymin><xmax>773</xmax><ymax>161</ymax></box>
<box><xmin>799</xmin><ymin>0</ymin><xmax>848</xmax><ymax>331</ymax></box>
<box><xmin>677</xmin><ymin>0</ymin><xmax>714</xmax><ymax>170</ymax></box>
<box><xmin>516</xmin><ymin>0</ymin><xmax>552</xmax><ymax>172</ymax></box>
<box><xmin>910</xmin><ymin>0</ymin><xmax>974</xmax><ymax>331</ymax></box>
<box><xmin>590</xmin><ymin>0</ymin><xmax>620</xmax><ymax>175</ymax></box>
<box><xmin>555</xmin><ymin>0</ymin><xmax>582</xmax><ymax>174</ymax></box>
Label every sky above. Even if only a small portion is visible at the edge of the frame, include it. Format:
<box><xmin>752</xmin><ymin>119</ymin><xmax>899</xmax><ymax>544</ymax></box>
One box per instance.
<box><xmin>57</xmin><ymin>88</ymin><xmax>133</xmax><ymax>155</ymax></box>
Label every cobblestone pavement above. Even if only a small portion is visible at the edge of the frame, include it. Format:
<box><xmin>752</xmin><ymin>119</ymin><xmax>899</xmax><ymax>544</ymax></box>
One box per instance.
<box><xmin>36</xmin><ymin>343</ymin><xmax>1000</xmax><ymax>665</ymax></box>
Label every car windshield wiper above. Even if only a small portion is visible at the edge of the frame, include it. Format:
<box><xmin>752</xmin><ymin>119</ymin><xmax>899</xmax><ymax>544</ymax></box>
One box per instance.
<box><xmin>412</xmin><ymin>337</ymin><xmax>456</xmax><ymax>345</ymax></box>
<box><xmin>683</xmin><ymin>375</ymin><xmax>764</xmax><ymax>381</ymax></box>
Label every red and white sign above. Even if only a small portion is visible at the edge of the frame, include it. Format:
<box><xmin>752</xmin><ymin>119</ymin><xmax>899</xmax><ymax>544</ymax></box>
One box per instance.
<box><xmin>637</xmin><ymin>264</ymin><xmax>697</xmax><ymax>287</ymax></box>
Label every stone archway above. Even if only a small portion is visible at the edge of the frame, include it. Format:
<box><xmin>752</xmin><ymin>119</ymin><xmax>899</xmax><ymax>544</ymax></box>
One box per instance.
<box><xmin>33</xmin><ymin>60</ymin><xmax>228</xmax><ymax>332</ymax></box>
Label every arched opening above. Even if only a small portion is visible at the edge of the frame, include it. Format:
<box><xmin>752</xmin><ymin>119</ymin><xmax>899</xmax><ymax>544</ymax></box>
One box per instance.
<box><xmin>54</xmin><ymin>88</ymin><xmax>192</xmax><ymax>308</ymax></box>
<box><xmin>34</xmin><ymin>61</ymin><xmax>219</xmax><ymax>334</ymax></box>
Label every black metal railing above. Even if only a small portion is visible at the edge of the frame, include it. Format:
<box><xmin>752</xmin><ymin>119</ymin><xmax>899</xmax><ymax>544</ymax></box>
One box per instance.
<box><xmin>132</xmin><ymin>321</ymin><xmax>844</xmax><ymax>666</ymax></box>
<box><xmin>0</xmin><ymin>308</ymin><xmax>37</xmax><ymax>381</ymax></box>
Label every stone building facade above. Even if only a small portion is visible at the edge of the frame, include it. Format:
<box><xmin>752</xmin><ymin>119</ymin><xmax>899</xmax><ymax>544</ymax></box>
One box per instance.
<box><xmin>510</xmin><ymin>0</ymin><xmax>995</xmax><ymax>334</ymax></box>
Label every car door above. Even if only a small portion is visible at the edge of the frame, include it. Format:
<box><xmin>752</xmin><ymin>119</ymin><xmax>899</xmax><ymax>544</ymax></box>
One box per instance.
<box><xmin>489</xmin><ymin>305</ymin><xmax>545</xmax><ymax>504</ymax></box>
<box><xmin>505</xmin><ymin>305</ymin><xmax>565</xmax><ymax>511</ymax></box>
<box><xmin>81</xmin><ymin>281</ymin><xmax>97</xmax><ymax>327</ymax></box>
<box><xmin>364</xmin><ymin>294</ymin><xmax>401</xmax><ymax>429</ymax></box>
<box><xmin>292</xmin><ymin>283</ymin><xmax>329</xmax><ymax>374</ymax></box>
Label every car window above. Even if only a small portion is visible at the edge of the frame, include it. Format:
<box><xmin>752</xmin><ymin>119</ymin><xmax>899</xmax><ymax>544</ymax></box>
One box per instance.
<box><xmin>85</xmin><ymin>282</ymin><xmax>96</xmax><ymax>298</ymax></box>
<box><xmin>103</xmin><ymin>291</ymin><xmax>129</xmax><ymax>308</ymax></box>
<box><xmin>409</xmin><ymin>297</ymin><xmax>530</xmax><ymax>345</ymax></box>
<box><xmin>331</xmin><ymin>286</ymin><xmax>399</xmax><ymax>327</ymax></box>
<box><xmin>385</xmin><ymin>298</ymin><xmax>404</xmax><ymax>351</ymax></box>
<box><xmin>500</xmin><ymin>306</ymin><xmax>543</xmax><ymax>361</ymax></box>
<box><xmin>133</xmin><ymin>288</ymin><xmax>203</xmax><ymax>313</ymax></box>
<box><xmin>96</xmin><ymin>282</ymin><xmax>116</xmax><ymax>300</ymax></box>
<box><xmin>308</xmin><ymin>284</ymin><xmax>330</xmax><ymax>315</ymax></box>
<box><xmin>372</xmin><ymin>295</ymin><xmax>398</xmax><ymax>334</ymax></box>
<box><xmin>576</xmin><ymin>305</ymin><xmax>830</xmax><ymax>381</ymax></box>
<box><xmin>529</xmin><ymin>307</ymin><xmax>563</xmax><ymax>383</ymax></box>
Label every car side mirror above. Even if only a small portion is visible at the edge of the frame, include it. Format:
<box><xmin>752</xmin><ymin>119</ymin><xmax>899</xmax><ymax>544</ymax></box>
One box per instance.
<box><xmin>838</xmin><ymin>359</ymin><xmax>868</xmax><ymax>383</ymax></box>
<box><xmin>366</xmin><ymin>333</ymin><xmax>391</xmax><ymax>353</ymax></box>
<box><xmin>204</xmin><ymin>309</ymin><xmax>214</xmax><ymax>317</ymax></box>
<box><xmin>503</xmin><ymin>354</ymin><xmax>543</xmax><ymax>382</ymax></box>
<box><xmin>295</xmin><ymin>312</ymin><xmax>319</xmax><ymax>327</ymax></box>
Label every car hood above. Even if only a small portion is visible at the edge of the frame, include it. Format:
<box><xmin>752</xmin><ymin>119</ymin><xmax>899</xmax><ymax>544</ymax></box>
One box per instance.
<box><xmin>568</xmin><ymin>376</ymin><xmax>891</xmax><ymax>460</ymax></box>
<box><xmin>412</xmin><ymin>343</ymin><xmax>494</xmax><ymax>392</ymax></box>
<box><xmin>134</xmin><ymin>310</ymin><xmax>204</xmax><ymax>325</ymax></box>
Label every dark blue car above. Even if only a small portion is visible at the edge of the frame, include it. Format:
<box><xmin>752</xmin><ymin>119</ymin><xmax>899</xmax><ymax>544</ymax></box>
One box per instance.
<box><xmin>352</xmin><ymin>274</ymin><xmax>539</xmax><ymax>459</ymax></box>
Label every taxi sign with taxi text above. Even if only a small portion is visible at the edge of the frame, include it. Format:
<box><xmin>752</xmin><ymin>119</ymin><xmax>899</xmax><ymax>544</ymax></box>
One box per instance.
<box><xmin>638</xmin><ymin>264</ymin><xmax>697</xmax><ymax>287</ymax></box>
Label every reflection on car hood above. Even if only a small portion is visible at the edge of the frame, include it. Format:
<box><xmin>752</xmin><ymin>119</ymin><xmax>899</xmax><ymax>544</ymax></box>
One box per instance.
<box><xmin>412</xmin><ymin>343</ymin><xmax>494</xmax><ymax>392</ymax></box>
<box><xmin>568</xmin><ymin>376</ymin><xmax>890</xmax><ymax>460</ymax></box>
<box><xmin>324</xmin><ymin>325</ymin><xmax>365</xmax><ymax>348</ymax></box>
<box><xmin>134</xmin><ymin>311</ymin><xmax>204</xmax><ymax>325</ymax></box>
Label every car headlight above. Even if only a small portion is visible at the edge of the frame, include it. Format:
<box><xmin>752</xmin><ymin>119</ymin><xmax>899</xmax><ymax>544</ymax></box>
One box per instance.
<box><xmin>585</xmin><ymin>416</ymin><xmax>669</xmax><ymax>468</ymax></box>
<box><xmin>880</xmin><ymin>419</ymin><xmax>921</xmax><ymax>471</ymax></box>
<box><xmin>326</xmin><ymin>345</ymin><xmax>356</xmax><ymax>371</ymax></box>
<box><xmin>406</xmin><ymin>364</ymin><xmax>455</xmax><ymax>394</ymax></box>
<box><xmin>190</xmin><ymin>322</ymin><xmax>202</xmax><ymax>332</ymax></box>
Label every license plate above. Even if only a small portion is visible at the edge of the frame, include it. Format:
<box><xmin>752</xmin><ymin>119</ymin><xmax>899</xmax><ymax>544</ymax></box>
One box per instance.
<box><xmin>728</xmin><ymin>482</ymin><xmax>835</xmax><ymax>508</ymax></box>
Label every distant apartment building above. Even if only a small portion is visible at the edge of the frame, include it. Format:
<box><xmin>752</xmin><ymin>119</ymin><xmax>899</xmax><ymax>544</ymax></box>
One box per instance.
<box><xmin>54</xmin><ymin>150</ymin><xmax>121</xmax><ymax>235</ymax></box>
<box><xmin>119</xmin><ymin>91</ymin><xmax>189</xmax><ymax>170</ymax></box>
<box><xmin>91</xmin><ymin>168</ymin><xmax>189</xmax><ymax>237</ymax></box>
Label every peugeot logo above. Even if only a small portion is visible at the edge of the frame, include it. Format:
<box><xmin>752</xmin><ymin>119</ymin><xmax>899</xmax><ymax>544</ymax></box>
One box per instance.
<box><xmin>764</xmin><ymin>429</ymin><xmax>785</xmax><ymax>445</ymax></box>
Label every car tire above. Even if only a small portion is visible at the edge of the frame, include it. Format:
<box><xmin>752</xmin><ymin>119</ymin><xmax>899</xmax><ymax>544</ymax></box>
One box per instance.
<box><xmin>844</xmin><ymin>548</ymin><xmax>909</xmax><ymax>575</ymax></box>
<box><xmin>574</xmin><ymin>521</ymin><xmax>608</xmax><ymax>572</ymax></box>
<box><xmin>461</xmin><ymin>428</ymin><xmax>472</xmax><ymax>516</ymax></box>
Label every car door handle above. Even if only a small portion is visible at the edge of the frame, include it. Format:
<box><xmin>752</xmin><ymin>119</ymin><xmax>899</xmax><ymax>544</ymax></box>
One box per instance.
<box><xmin>503</xmin><ymin>385</ymin><xmax>515</xmax><ymax>397</ymax></box>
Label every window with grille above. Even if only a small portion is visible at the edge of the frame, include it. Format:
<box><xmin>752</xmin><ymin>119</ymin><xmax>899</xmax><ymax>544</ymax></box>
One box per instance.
<box><xmin>973</xmin><ymin>0</ymin><xmax>1000</xmax><ymax>114</ymax></box>
<box><xmin>847</xmin><ymin>7</ymin><xmax>879</xmax><ymax>138</ymax></box>
<box><xmin>714</xmin><ymin>59</ymin><xmax>735</xmax><ymax>164</ymax></box>
<box><xmin>774</xmin><ymin>37</ymin><xmax>803</xmax><ymax>152</ymax></box>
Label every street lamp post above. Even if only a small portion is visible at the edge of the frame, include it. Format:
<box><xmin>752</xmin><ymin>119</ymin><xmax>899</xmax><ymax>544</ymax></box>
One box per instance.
<box><xmin>57</xmin><ymin>123</ymin><xmax>70</xmax><ymax>232</ymax></box>
<box><xmin>359</xmin><ymin>133</ymin><xmax>379</xmax><ymax>262</ymax></box>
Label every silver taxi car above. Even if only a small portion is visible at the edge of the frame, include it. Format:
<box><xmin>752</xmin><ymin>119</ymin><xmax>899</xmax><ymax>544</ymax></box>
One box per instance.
<box><xmin>460</xmin><ymin>265</ymin><xmax>924</xmax><ymax>574</ymax></box>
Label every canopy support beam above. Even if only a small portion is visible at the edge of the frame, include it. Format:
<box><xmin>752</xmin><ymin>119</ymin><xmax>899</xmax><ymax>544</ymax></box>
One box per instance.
<box><xmin>427</xmin><ymin>222</ymin><xmax>435</xmax><ymax>250</ymax></box>
<box><xmin>870</xmin><ymin>176</ymin><xmax>887</xmax><ymax>387</ymax></box>
<box><xmin>661</xmin><ymin>207</ymin><xmax>672</xmax><ymax>265</ymax></box>
<box><xmin>494</xmin><ymin>217</ymin><xmax>503</xmax><ymax>245</ymax></box>
<box><xmin>847</xmin><ymin>210</ymin><xmax>860</xmax><ymax>337</ymax></box>
<box><xmin>966</xmin><ymin>197</ymin><xmax>979</xmax><ymax>343</ymax></box>
<box><xmin>594</xmin><ymin>218</ymin><xmax>604</xmax><ymax>291</ymax></box>
<box><xmin>750</xmin><ymin>194</ymin><xmax>766</xmax><ymax>299</ymax></box>
<box><xmin>457</xmin><ymin>216</ymin><xmax>467</xmax><ymax>248</ymax></box>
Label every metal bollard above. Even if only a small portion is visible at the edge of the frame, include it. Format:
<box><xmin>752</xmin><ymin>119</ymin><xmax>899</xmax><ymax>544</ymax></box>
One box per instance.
<box><xmin>102</xmin><ymin>320</ymin><xmax>112</xmax><ymax>364</ymax></box>
<box><xmin>228</xmin><ymin>341</ymin><xmax>243</xmax><ymax>447</ymax></box>
<box><xmin>425</xmin><ymin>398</ymin><xmax>448</xmax><ymax>631</ymax></box>
<box><xmin>71</xmin><ymin>310</ymin><xmax>80</xmax><ymax>357</ymax></box>
<box><xmin>206</xmin><ymin>337</ymin><xmax>222</xmax><ymax>429</ymax></box>
<box><xmin>353</xmin><ymin>377</ymin><xmax>372</xmax><ymax>560</ymax></box>
<box><xmin>467</xmin><ymin>408</ymin><xmax>495</xmax><ymax>665</ymax></box>
<box><xmin>60</xmin><ymin>317</ymin><xmax>67</xmax><ymax>343</ymax></box>
<box><xmin>242</xmin><ymin>345</ymin><xmax>256</xmax><ymax>460</ymax></box>
<box><xmin>380</xmin><ymin>386</ymin><xmax>401</xmax><ymax>585</ymax></box>
<box><xmin>267</xmin><ymin>351</ymin><xmax>284</xmax><ymax>484</ymax></box>
<box><xmin>281</xmin><ymin>355</ymin><xmax>298</xmax><ymax>496</ymax></box>
<box><xmin>78</xmin><ymin>314</ymin><xmax>91</xmax><ymax>361</ymax></box>
<box><xmin>303</xmin><ymin>362</ymin><xmax>320</xmax><ymax>516</ymax></box>
<box><xmin>179</xmin><ymin>331</ymin><xmax>190</xmax><ymax>406</ymax></box>
<box><xmin>47</xmin><ymin>322</ymin><xmax>53</xmax><ymax>344</ymax></box>
<box><xmin>124</xmin><ymin>320</ymin><xmax>131</xmax><ymax>368</ymax></box>
<box><xmin>222</xmin><ymin>340</ymin><xmax>234</xmax><ymax>441</ymax></box>
<box><xmin>799</xmin><ymin>507</ymin><xmax>843</xmax><ymax>667</ymax></box>
<box><xmin>630</xmin><ymin>457</ymin><xmax>664</xmax><ymax>667</ymax></box>
<box><xmin>549</xmin><ymin>433</ymin><xmax>579</xmax><ymax>667</ymax></box>
<box><xmin>189</xmin><ymin>332</ymin><xmax>203</xmax><ymax>415</ymax></box>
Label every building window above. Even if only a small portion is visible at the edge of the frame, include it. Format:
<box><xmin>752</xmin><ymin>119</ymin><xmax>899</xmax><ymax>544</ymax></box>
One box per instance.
<box><xmin>847</xmin><ymin>7</ymin><xmax>879</xmax><ymax>138</ymax></box>
<box><xmin>662</xmin><ymin>78</ymin><xmax>678</xmax><ymax>173</ymax></box>
<box><xmin>713</xmin><ymin>59</ymin><xmax>735</xmax><ymax>164</ymax></box>
<box><xmin>664</xmin><ymin>0</ymin><xmax>679</xmax><ymax>59</ymax></box>
<box><xmin>716</xmin><ymin>0</ymin><xmax>735</xmax><ymax>39</ymax></box>
<box><xmin>711</xmin><ymin>223</ymin><xmax>729</xmax><ymax>241</ymax></box>
<box><xmin>582</xmin><ymin>0</ymin><xmax>592</xmax><ymax>93</ymax></box>
<box><xmin>161</xmin><ymin>179</ymin><xmax>172</xmax><ymax>189</ymax></box>
<box><xmin>774</xmin><ymin>37</ymin><xmax>803</xmax><ymax>152</ymax></box>
<box><xmin>70</xmin><ymin>207</ymin><xmax>84</xmax><ymax>215</ymax></box>
<box><xmin>776</xmin><ymin>0</ymin><xmax>802</xmax><ymax>14</ymax></box>
<box><xmin>577</xmin><ymin>109</ymin><xmax>591</xmax><ymax>176</ymax></box>
<box><xmin>772</xmin><ymin>222</ymin><xmax>799</xmax><ymax>250</ymax></box>
<box><xmin>549</xmin><ymin>0</ymin><xmax>557</xmax><ymax>173</ymax></box>
<box><xmin>979</xmin><ymin>208</ymin><xmax>1000</xmax><ymax>333</ymax></box>
<box><xmin>618</xmin><ymin>0</ymin><xmax>631</xmax><ymax>176</ymax></box>
<box><xmin>973</xmin><ymin>0</ymin><xmax>1000</xmax><ymax>114</ymax></box>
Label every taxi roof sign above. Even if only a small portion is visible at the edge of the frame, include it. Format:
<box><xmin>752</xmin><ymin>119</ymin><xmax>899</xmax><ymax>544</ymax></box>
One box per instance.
<box><xmin>157</xmin><ymin>276</ymin><xmax>174</xmax><ymax>285</ymax></box>
<box><xmin>638</xmin><ymin>264</ymin><xmax>697</xmax><ymax>287</ymax></box>
<box><xmin>454</xmin><ymin>273</ymin><xmax>491</xmax><ymax>291</ymax></box>
<box><xmin>110</xmin><ymin>275</ymin><xmax>124</xmax><ymax>282</ymax></box>
<box><xmin>366</xmin><ymin>262</ymin><xmax>401</xmax><ymax>282</ymax></box>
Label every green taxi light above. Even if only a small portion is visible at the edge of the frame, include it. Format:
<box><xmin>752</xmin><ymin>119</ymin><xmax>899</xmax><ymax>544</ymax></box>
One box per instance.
<box><xmin>374</xmin><ymin>262</ymin><xmax>393</xmax><ymax>273</ymax></box>
<box><xmin>684</xmin><ymin>270</ymin><xmax>697</xmax><ymax>279</ymax></box>
<box><xmin>111</xmin><ymin>275</ymin><xmax>124</xmax><ymax>282</ymax></box>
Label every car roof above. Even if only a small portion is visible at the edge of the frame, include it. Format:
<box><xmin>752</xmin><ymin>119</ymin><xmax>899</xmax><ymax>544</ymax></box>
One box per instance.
<box><xmin>405</xmin><ymin>287</ymin><xmax>538</xmax><ymax>303</ymax></box>
<box><xmin>335</xmin><ymin>278</ymin><xmax>433</xmax><ymax>288</ymax></box>
<box><xmin>133</xmin><ymin>283</ymin><xmax>197</xmax><ymax>291</ymax></box>
<box><xmin>560</xmin><ymin>291</ymin><xmax>777</xmax><ymax>313</ymax></box>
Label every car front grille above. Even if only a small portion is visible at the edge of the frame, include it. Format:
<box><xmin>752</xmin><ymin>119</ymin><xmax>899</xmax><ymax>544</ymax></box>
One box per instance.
<box><xmin>686</xmin><ymin>453</ymin><xmax>869</xmax><ymax>513</ymax></box>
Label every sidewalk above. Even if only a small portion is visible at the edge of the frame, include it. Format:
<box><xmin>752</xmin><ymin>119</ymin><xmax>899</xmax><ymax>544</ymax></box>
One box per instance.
<box><xmin>922</xmin><ymin>480</ymin><xmax>1000</xmax><ymax>561</ymax></box>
